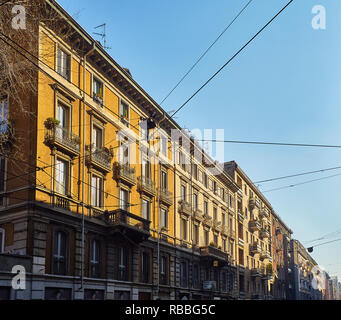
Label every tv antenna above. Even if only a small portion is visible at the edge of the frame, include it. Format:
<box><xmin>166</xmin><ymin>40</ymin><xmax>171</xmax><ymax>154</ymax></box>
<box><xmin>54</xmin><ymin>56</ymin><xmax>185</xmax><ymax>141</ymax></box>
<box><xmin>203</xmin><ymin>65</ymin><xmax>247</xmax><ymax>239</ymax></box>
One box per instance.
<box><xmin>93</xmin><ymin>23</ymin><xmax>111</xmax><ymax>50</ymax></box>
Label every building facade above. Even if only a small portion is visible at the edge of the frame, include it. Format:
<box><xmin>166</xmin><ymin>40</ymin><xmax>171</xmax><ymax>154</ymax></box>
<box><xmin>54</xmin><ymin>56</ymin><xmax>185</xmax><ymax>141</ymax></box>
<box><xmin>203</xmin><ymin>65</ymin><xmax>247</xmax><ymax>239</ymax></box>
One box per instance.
<box><xmin>0</xmin><ymin>0</ymin><xmax>326</xmax><ymax>301</ymax></box>
<box><xmin>224</xmin><ymin>162</ymin><xmax>274</xmax><ymax>300</ymax></box>
<box><xmin>0</xmin><ymin>0</ymin><xmax>241</xmax><ymax>300</ymax></box>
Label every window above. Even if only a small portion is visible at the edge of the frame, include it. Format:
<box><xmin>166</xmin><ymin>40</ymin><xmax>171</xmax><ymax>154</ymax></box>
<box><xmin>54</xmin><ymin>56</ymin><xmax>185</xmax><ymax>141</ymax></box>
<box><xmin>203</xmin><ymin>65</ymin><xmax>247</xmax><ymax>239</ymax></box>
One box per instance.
<box><xmin>55</xmin><ymin>158</ymin><xmax>69</xmax><ymax>195</ymax></box>
<box><xmin>222</xmin><ymin>271</ymin><xmax>227</xmax><ymax>292</ymax></box>
<box><xmin>160</xmin><ymin>255</ymin><xmax>168</xmax><ymax>285</ymax></box>
<box><xmin>181</xmin><ymin>219</ymin><xmax>187</xmax><ymax>240</ymax></box>
<box><xmin>222</xmin><ymin>213</ymin><xmax>226</xmax><ymax>227</ymax></box>
<box><xmin>204</xmin><ymin>200</ymin><xmax>208</xmax><ymax>216</ymax></box>
<box><xmin>118</xmin><ymin>247</ymin><xmax>128</xmax><ymax>281</ymax></box>
<box><xmin>160</xmin><ymin>134</ymin><xmax>167</xmax><ymax>157</ymax></box>
<box><xmin>214</xmin><ymin>270</ymin><xmax>220</xmax><ymax>290</ymax></box>
<box><xmin>223</xmin><ymin>239</ymin><xmax>227</xmax><ymax>252</ymax></box>
<box><xmin>119</xmin><ymin>139</ymin><xmax>130</xmax><ymax>165</ymax></box>
<box><xmin>229</xmin><ymin>195</ymin><xmax>233</xmax><ymax>208</ymax></box>
<box><xmin>180</xmin><ymin>185</ymin><xmax>186</xmax><ymax>201</ymax></box>
<box><xmin>142</xmin><ymin>157</ymin><xmax>151</xmax><ymax>178</ymax></box>
<box><xmin>193</xmin><ymin>164</ymin><xmax>198</xmax><ymax>180</ymax></box>
<box><xmin>141</xmin><ymin>251</ymin><xmax>150</xmax><ymax>283</ymax></box>
<box><xmin>193</xmin><ymin>193</ymin><xmax>198</xmax><ymax>212</ymax></box>
<box><xmin>0</xmin><ymin>228</ymin><xmax>5</xmax><ymax>253</ymax></box>
<box><xmin>193</xmin><ymin>225</ymin><xmax>199</xmax><ymax>245</ymax></box>
<box><xmin>120</xmin><ymin>189</ymin><xmax>129</xmax><ymax>211</ymax></box>
<box><xmin>161</xmin><ymin>170</ymin><xmax>168</xmax><ymax>190</ymax></box>
<box><xmin>0</xmin><ymin>157</ymin><xmax>6</xmax><ymax>206</ymax></box>
<box><xmin>93</xmin><ymin>77</ymin><xmax>103</xmax><ymax>103</ymax></box>
<box><xmin>92</xmin><ymin>125</ymin><xmax>103</xmax><ymax>150</ymax></box>
<box><xmin>213</xmin><ymin>234</ymin><xmax>218</xmax><ymax>245</ymax></box>
<box><xmin>0</xmin><ymin>97</ymin><xmax>8</xmax><ymax>134</ymax></box>
<box><xmin>180</xmin><ymin>261</ymin><xmax>188</xmax><ymax>288</ymax></box>
<box><xmin>91</xmin><ymin>175</ymin><xmax>103</xmax><ymax>208</ymax></box>
<box><xmin>57</xmin><ymin>48</ymin><xmax>70</xmax><ymax>80</ymax></box>
<box><xmin>53</xmin><ymin>231</ymin><xmax>68</xmax><ymax>275</ymax></box>
<box><xmin>142</xmin><ymin>199</ymin><xmax>150</xmax><ymax>220</ymax></box>
<box><xmin>56</xmin><ymin>103</ymin><xmax>69</xmax><ymax>129</ymax></box>
<box><xmin>193</xmin><ymin>264</ymin><xmax>200</xmax><ymax>288</ymax></box>
<box><xmin>204</xmin><ymin>230</ymin><xmax>209</xmax><ymax>246</ymax></box>
<box><xmin>213</xmin><ymin>181</ymin><xmax>217</xmax><ymax>194</ymax></box>
<box><xmin>213</xmin><ymin>207</ymin><xmax>217</xmax><ymax>222</ymax></box>
<box><xmin>120</xmin><ymin>101</ymin><xmax>129</xmax><ymax>126</ymax></box>
<box><xmin>181</xmin><ymin>153</ymin><xmax>186</xmax><ymax>171</ymax></box>
<box><xmin>90</xmin><ymin>239</ymin><xmax>100</xmax><ymax>278</ymax></box>
<box><xmin>160</xmin><ymin>208</ymin><xmax>168</xmax><ymax>229</ymax></box>
<box><xmin>203</xmin><ymin>173</ymin><xmax>208</xmax><ymax>188</ymax></box>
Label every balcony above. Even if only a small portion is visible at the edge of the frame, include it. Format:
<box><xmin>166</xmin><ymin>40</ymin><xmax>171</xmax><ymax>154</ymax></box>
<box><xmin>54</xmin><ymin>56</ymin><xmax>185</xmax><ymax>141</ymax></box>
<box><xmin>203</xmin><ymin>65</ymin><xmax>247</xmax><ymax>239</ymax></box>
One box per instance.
<box><xmin>249</xmin><ymin>243</ymin><xmax>262</xmax><ymax>256</ymax></box>
<box><xmin>212</xmin><ymin>220</ymin><xmax>222</xmax><ymax>233</ymax></box>
<box><xmin>137</xmin><ymin>176</ymin><xmax>156</xmax><ymax>196</ymax></box>
<box><xmin>158</xmin><ymin>187</ymin><xmax>173</xmax><ymax>206</ymax></box>
<box><xmin>52</xmin><ymin>194</ymin><xmax>79</xmax><ymax>212</ymax></box>
<box><xmin>251</xmin><ymin>267</ymin><xmax>265</xmax><ymax>278</ymax></box>
<box><xmin>260</xmin><ymin>250</ymin><xmax>272</xmax><ymax>261</ymax></box>
<box><xmin>202</xmin><ymin>213</ymin><xmax>213</xmax><ymax>228</ymax></box>
<box><xmin>260</xmin><ymin>228</ymin><xmax>270</xmax><ymax>239</ymax></box>
<box><xmin>44</xmin><ymin>125</ymin><xmax>80</xmax><ymax>156</ymax></box>
<box><xmin>249</xmin><ymin>219</ymin><xmax>262</xmax><ymax>232</ymax></box>
<box><xmin>249</xmin><ymin>197</ymin><xmax>261</xmax><ymax>210</ymax></box>
<box><xmin>222</xmin><ymin>225</ymin><xmax>234</xmax><ymax>238</ymax></box>
<box><xmin>238</xmin><ymin>238</ymin><xmax>244</xmax><ymax>248</ymax></box>
<box><xmin>192</xmin><ymin>208</ymin><xmax>204</xmax><ymax>221</ymax></box>
<box><xmin>200</xmin><ymin>245</ymin><xmax>229</xmax><ymax>266</ymax></box>
<box><xmin>105</xmin><ymin>209</ymin><xmax>151</xmax><ymax>243</ymax></box>
<box><xmin>178</xmin><ymin>200</ymin><xmax>192</xmax><ymax>217</ymax></box>
<box><xmin>86</xmin><ymin>145</ymin><xmax>113</xmax><ymax>172</ymax></box>
<box><xmin>259</xmin><ymin>207</ymin><xmax>270</xmax><ymax>219</ymax></box>
<box><xmin>113</xmin><ymin>162</ymin><xmax>136</xmax><ymax>186</ymax></box>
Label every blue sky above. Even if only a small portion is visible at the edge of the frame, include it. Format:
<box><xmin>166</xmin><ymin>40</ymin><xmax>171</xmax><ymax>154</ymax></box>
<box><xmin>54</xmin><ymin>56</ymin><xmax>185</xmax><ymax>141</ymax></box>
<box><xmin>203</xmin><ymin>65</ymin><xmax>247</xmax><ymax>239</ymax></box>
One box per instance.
<box><xmin>58</xmin><ymin>0</ymin><xmax>341</xmax><ymax>278</ymax></box>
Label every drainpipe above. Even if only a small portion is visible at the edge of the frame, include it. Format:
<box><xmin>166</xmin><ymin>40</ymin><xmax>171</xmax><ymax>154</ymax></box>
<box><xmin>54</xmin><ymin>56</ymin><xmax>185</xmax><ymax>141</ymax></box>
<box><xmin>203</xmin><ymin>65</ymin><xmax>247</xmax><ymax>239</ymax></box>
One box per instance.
<box><xmin>156</xmin><ymin>111</ymin><xmax>166</xmax><ymax>299</ymax></box>
<box><xmin>80</xmin><ymin>42</ymin><xmax>96</xmax><ymax>292</ymax></box>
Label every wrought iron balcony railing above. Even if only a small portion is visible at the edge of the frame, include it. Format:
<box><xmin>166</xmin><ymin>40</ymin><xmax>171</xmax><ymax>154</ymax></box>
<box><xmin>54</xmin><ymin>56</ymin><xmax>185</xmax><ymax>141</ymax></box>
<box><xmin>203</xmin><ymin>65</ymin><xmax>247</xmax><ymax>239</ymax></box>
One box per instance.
<box><xmin>87</xmin><ymin>145</ymin><xmax>113</xmax><ymax>172</ymax></box>
<box><xmin>249</xmin><ymin>243</ymin><xmax>262</xmax><ymax>255</ymax></box>
<box><xmin>200</xmin><ymin>245</ymin><xmax>228</xmax><ymax>262</ymax></box>
<box><xmin>106</xmin><ymin>209</ymin><xmax>151</xmax><ymax>242</ymax></box>
<box><xmin>113</xmin><ymin>162</ymin><xmax>136</xmax><ymax>186</ymax></box>
<box><xmin>45</xmin><ymin>125</ymin><xmax>80</xmax><ymax>155</ymax></box>
<box><xmin>158</xmin><ymin>187</ymin><xmax>173</xmax><ymax>205</ymax></box>
<box><xmin>249</xmin><ymin>219</ymin><xmax>262</xmax><ymax>232</ymax></box>
<box><xmin>137</xmin><ymin>176</ymin><xmax>155</xmax><ymax>196</ymax></box>
<box><xmin>260</xmin><ymin>228</ymin><xmax>270</xmax><ymax>239</ymax></box>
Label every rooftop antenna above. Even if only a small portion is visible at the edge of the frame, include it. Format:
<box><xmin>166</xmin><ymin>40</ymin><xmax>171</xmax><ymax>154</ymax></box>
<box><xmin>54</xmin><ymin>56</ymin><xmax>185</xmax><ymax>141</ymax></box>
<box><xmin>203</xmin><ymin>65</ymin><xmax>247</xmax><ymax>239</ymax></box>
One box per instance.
<box><xmin>93</xmin><ymin>23</ymin><xmax>111</xmax><ymax>50</ymax></box>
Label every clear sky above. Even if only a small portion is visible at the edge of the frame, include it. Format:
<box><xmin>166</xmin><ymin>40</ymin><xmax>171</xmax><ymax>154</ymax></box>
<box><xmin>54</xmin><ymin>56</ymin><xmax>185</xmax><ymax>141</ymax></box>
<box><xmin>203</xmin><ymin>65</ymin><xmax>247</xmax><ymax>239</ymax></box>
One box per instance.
<box><xmin>57</xmin><ymin>0</ymin><xmax>341</xmax><ymax>279</ymax></box>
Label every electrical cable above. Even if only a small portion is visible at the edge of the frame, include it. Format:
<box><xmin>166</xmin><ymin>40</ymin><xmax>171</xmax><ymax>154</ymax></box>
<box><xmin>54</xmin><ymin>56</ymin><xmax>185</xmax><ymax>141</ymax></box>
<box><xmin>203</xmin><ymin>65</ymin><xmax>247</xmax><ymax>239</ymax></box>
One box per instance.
<box><xmin>160</xmin><ymin>0</ymin><xmax>253</xmax><ymax>105</ymax></box>
<box><xmin>170</xmin><ymin>0</ymin><xmax>294</xmax><ymax>118</ymax></box>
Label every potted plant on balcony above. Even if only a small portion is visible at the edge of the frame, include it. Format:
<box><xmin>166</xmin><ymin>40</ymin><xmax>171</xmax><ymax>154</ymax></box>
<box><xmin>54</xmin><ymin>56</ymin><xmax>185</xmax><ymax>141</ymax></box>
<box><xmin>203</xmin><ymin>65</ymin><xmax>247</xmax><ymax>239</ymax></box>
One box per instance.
<box><xmin>44</xmin><ymin>117</ymin><xmax>60</xmax><ymax>130</ymax></box>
